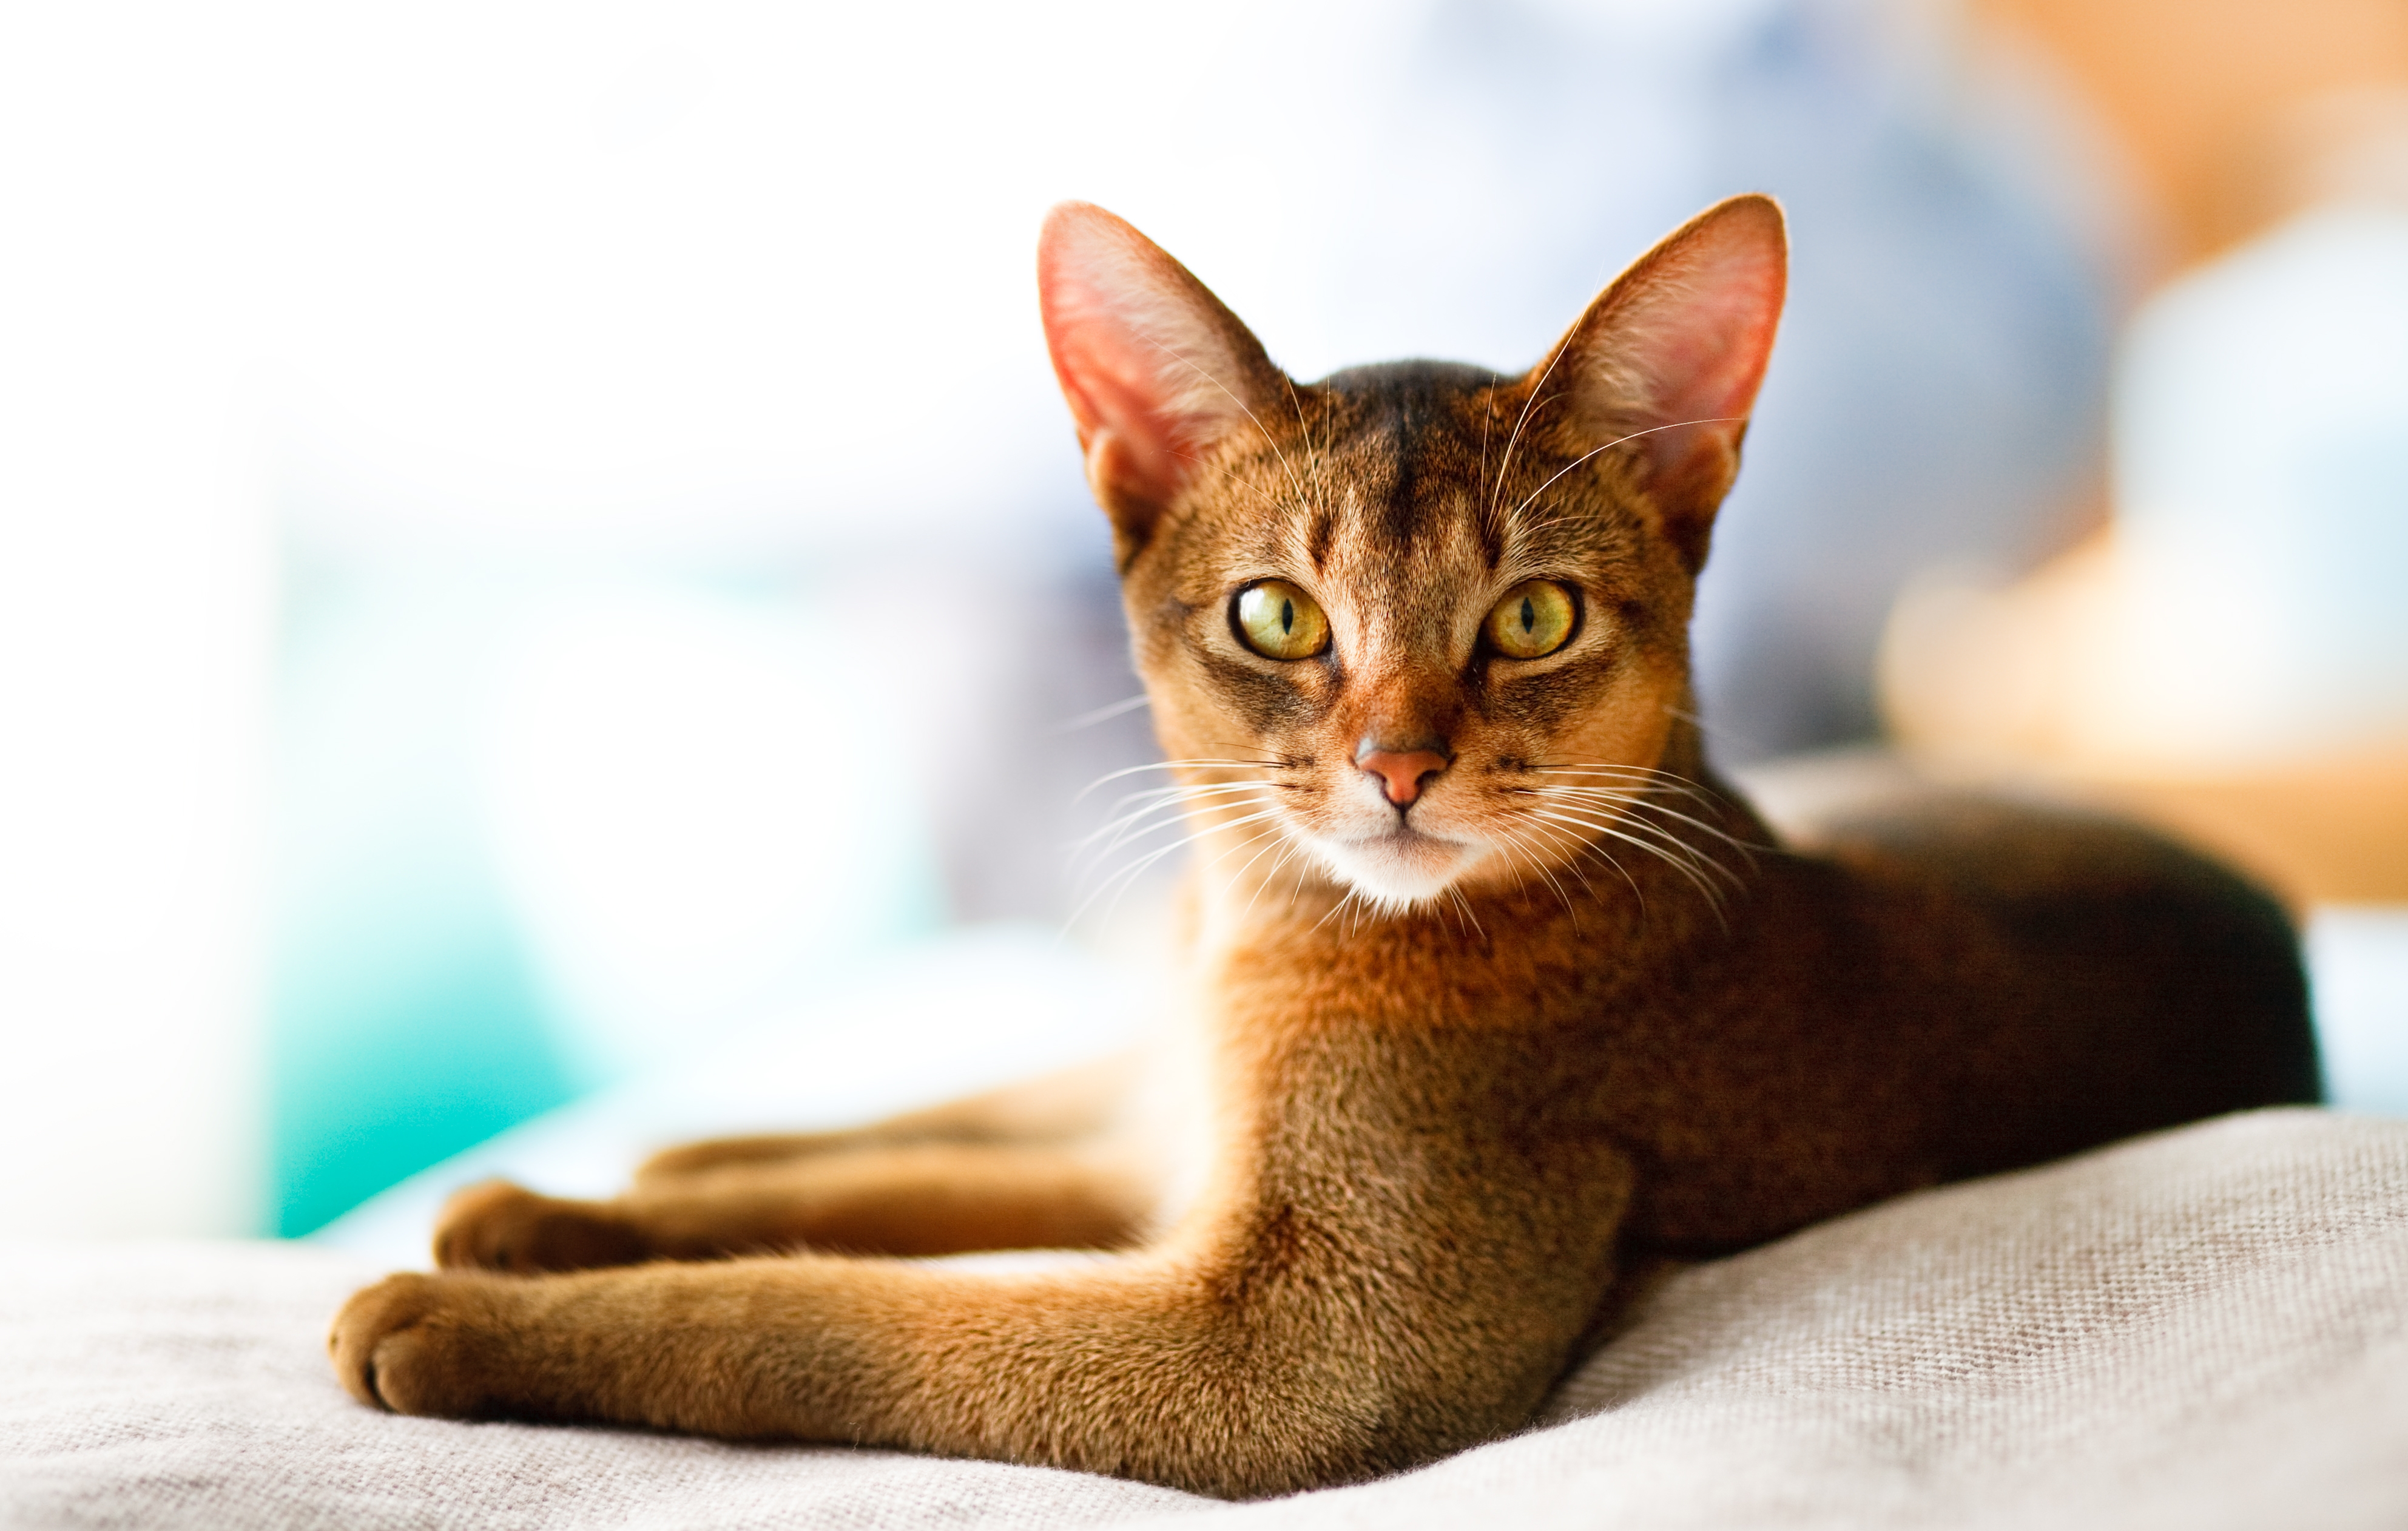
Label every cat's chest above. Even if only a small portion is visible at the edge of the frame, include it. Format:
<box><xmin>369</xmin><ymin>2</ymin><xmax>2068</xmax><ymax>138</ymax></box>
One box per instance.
<box><xmin>1198</xmin><ymin>900</ymin><xmax>1708</xmax><ymax>1044</ymax></box>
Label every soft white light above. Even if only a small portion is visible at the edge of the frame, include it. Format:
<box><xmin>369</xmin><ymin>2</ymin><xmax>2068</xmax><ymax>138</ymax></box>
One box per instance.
<box><xmin>481</xmin><ymin>584</ymin><xmax>939</xmax><ymax>1084</ymax></box>
<box><xmin>2111</xmin><ymin>204</ymin><xmax>2408</xmax><ymax>760</ymax></box>
<box><xmin>0</xmin><ymin>8</ymin><xmax>269</xmax><ymax>1237</ymax></box>
<box><xmin>265</xmin><ymin>0</ymin><xmax>1422</xmax><ymax>563</ymax></box>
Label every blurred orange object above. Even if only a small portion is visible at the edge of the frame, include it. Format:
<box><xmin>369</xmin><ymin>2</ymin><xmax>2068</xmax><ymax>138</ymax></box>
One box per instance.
<box><xmin>1978</xmin><ymin>0</ymin><xmax>2408</xmax><ymax>262</ymax></box>
<box><xmin>1880</xmin><ymin>532</ymin><xmax>2408</xmax><ymax>907</ymax></box>
<box><xmin>1881</xmin><ymin>2</ymin><xmax>2408</xmax><ymax>909</ymax></box>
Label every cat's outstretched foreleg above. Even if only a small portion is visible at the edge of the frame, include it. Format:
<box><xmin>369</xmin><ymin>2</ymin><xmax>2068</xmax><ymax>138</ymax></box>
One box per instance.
<box><xmin>346</xmin><ymin>990</ymin><xmax>1636</xmax><ymax>1494</ymax></box>
<box><xmin>337</xmin><ymin>1146</ymin><xmax>1633</xmax><ymax>1499</ymax></box>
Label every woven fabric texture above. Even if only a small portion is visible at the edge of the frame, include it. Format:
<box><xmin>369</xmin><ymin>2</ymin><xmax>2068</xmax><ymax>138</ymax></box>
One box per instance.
<box><xmin>5</xmin><ymin>1109</ymin><xmax>2405</xmax><ymax>1530</ymax></box>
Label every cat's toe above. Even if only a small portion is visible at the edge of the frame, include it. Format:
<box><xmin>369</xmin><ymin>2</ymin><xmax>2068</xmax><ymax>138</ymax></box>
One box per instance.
<box><xmin>329</xmin><ymin>1271</ymin><xmax>508</xmax><ymax>1418</ymax></box>
<box><xmin>433</xmin><ymin>1180</ymin><xmax>649</xmax><ymax>1273</ymax></box>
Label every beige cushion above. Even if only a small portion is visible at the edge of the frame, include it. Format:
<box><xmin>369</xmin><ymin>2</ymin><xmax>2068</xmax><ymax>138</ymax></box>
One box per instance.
<box><xmin>6</xmin><ymin>1108</ymin><xmax>2406</xmax><ymax>1529</ymax></box>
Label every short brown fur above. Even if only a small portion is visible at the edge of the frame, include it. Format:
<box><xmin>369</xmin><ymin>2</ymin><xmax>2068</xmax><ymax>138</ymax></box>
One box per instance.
<box><xmin>332</xmin><ymin>197</ymin><xmax>2316</xmax><ymax>1498</ymax></box>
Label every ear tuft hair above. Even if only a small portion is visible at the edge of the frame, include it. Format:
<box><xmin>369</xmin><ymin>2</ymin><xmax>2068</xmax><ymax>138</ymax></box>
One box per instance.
<box><xmin>1038</xmin><ymin>203</ymin><xmax>1285</xmax><ymax>564</ymax></box>
<box><xmin>1529</xmin><ymin>194</ymin><xmax>1788</xmax><ymax>573</ymax></box>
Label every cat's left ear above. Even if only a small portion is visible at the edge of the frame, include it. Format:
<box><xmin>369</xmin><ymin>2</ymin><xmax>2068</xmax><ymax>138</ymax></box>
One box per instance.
<box><xmin>1533</xmin><ymin>194</ymin><xmax>1787</xmax><ymax>573</ymax></box>
<box><xmin>1039</xmin><ymin>203</ymin><xmax>1287</xmax><ymax>566</ymax></box>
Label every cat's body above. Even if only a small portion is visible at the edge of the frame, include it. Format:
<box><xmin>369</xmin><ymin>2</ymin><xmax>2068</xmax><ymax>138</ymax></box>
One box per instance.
<box><xmin>332</xmin><ymin>198</ymin><xmax>2317</xmax><ymax>1498</ymax></box>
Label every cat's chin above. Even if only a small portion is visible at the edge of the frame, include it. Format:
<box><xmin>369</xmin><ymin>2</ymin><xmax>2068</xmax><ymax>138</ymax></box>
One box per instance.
<box><xmin>1313</xmin><ymin>826</ymin><xmax>1486</xmax><ymax>913</ymax></box>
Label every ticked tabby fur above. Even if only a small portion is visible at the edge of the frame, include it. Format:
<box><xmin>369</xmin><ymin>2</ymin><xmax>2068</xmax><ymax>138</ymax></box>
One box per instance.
<box><xmin>331</xmin><ymin>196</ymin><xmax>2318</xmax><ymax>1498</ymax></box>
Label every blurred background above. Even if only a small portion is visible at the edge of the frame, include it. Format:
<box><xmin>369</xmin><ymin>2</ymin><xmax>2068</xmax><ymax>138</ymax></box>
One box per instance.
<box><xmin>1</xmin><ymin>0</ymin><xmax>2401</xmax><ymax>1243</ymax></box>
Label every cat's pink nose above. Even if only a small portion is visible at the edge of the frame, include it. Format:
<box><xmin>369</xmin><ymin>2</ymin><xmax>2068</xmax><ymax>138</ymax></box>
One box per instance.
<box><xmin>1355</xmin><ymin>743</ymin><xmax>1452</xmax><ymax>807</ymax></box>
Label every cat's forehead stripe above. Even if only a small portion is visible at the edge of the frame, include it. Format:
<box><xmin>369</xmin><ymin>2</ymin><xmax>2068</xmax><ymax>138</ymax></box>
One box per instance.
<box><xmin>1329</xmin><ymin>365</ymin><xmax>1465</xmax><ymax>555</ymax></box>
<box><xmin>1201</xmin><ymin>360</ymin><xmax>1633</xmax><ymax>607</ymax></box>
<box><xmin>1305</xmin><ymin>498</ymin><xmax>1339</xmax><ymax>572</ymax></box>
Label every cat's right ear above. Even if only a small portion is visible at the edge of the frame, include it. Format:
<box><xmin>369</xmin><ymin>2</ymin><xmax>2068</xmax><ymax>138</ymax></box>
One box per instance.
<box><xmin>1533</xmin><ymin>194</ymin><xmax>1788</xmax><ymax>575</ymax></box>
<box><xmin>1039</xmin><ymin>203</ymin><xmax>1284</xmax><ymax>564</ymax></box>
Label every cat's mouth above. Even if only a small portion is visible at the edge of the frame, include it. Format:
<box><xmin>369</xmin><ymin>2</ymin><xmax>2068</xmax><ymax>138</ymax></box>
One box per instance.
<box><xmin>1357</xmin><ymin>823</ymin><xmax>1460</xmax><ymax>851</ymax></box>
<box><xmin>1315</xmin><ymin>822</ymin><xmax>1485</xmax><ymax>908</ymax></box>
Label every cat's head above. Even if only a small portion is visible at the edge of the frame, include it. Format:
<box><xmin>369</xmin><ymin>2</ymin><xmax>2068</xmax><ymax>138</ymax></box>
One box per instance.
<box><xmin>1039</xmin><ymin>198</ymin><xmax>1786</xmax><ymax>913</ymax></box>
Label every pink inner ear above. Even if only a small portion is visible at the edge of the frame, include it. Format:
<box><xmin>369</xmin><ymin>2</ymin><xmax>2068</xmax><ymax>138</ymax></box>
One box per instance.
<box><xmin>1042</xmin><ymin>301</ymin><xmax>1184</xmax><ymax>501</ymax></box>
<box><xmin>1038</xmin><ymin>251</ymin><xmax>1156</xmax><ymax>450</ymax></box>
<box><xmin>1537</xmin><ymin>196</ymin><xmax>1786</xmax><ymax>570</ymax></box>
<box><xmin>1590</xmin><ymin>197</ymin><xmax>1788</xmax><ymax>456</ymax></box>
<box><xmin>1642</xmin><ymin>261</ymin><xmax>1784</xmax><ymax>430</ymax></box>
<box><xmin>1037</xmin><ymin>203</ymin><xmax>1263</xmax><ymax>514</ymax></box>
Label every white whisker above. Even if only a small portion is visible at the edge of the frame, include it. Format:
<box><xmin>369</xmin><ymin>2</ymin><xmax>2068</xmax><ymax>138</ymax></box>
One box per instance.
<box><xmin>1310</xmin><ymin>886</ymin><xmax>1364</xmax><ymax>936</ymax></box>
<box><xmin>1528</xmin><ymin>807</ymin><xmax>1734</xmax><ymax>921</ymax></box>
<box><xmin>1073</xmin><ymin>757</ymin><xmax>1283</xmax><ymax>803</ymax></box>
<box><xmin>1522</xmin><ymin>786</ymin><xmax>1762</xmax><ymax>862</ymax></box>
<box><xmin>1139</xmin><ymin>336</ymin><xmax>1318</xmax><ymax>518</ymax></box>
<box><xmin>1235</xmin><ymin>836</ymin><xmax>1312</xmax><ymax>928</ymax></box>
<box><xmin>1077</xmin><ymin>782</ymin><xmax>1276</xmax><ymax>849</ymax></box>
<box><xmin>1489</xmin><ymin>336</ymin><xmax>1578</xmax><ymax>527</ymax></box>
<box><xmin>1065</xmin><ymin>803</ymin><xmax>1291</xmax><ymax>931</ymax></box>
<box><xmin>1537</xmin><ymin>800</ymin><xmax>1742</xmax><ymax>889</ymax></box>
<box><xmin>1055</xmin><ymin>694</ymin><xmax>1152</xmax><ymax>732</ymax></box>
<box><xmin>1216</xmin><ymin>819</ymin><xmax>1303</xmax><ymax>906</ymax></box>
<box><xmin>1446</xmin><ymin>884</ymin><xmax>1485</xmax><ymax>941</ymax></box>
<box><xmin>1073</xmin><ymin>794</ymin><xmax>1276</xmax><ymax>876</ymax></box>
<box><xmin>1501</xmin><ymin>416</ymin><xmax>1744</xmax><ymax>527</ymax></box>
<box><xmin>1489</xmin><ymin>822</ymin><xmax>1588</xmax><ymax>921</ymax></box>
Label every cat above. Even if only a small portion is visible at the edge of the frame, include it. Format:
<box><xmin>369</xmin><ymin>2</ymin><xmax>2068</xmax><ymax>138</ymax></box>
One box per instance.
<box><xmin>331</xmin><ymin>195</ymin><xmax>2319</xmax><ymax>1498</ymax></box>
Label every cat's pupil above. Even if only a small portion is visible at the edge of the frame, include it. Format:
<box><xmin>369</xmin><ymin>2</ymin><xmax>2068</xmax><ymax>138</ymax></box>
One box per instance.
<box><xmin>1519</xmin><ymin>597</ymin><xmax>1535</xmax><ymax>633</ymax></box>
<box><xmin>1280</xmin><ymin>598</ymin><xmax>1295</xmax><ymax>635</ymax></box>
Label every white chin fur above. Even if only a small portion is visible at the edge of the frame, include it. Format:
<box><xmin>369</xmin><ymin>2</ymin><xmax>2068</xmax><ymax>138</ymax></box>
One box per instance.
<box><xmin>1312</xmin><ymin>829</ymin><xmax>1485</xmax><ymax>911</ymax></box>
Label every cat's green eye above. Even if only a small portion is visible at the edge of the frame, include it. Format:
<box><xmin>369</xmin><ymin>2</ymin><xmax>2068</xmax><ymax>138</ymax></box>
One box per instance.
<box><xmin>1233</xmin><ymin>580</ymin><xmax>1330</xmax><ymax>660</ymax></box>
<box><xmin>1484</xmin><ymin>581</ymin><xmax>1578</xmax><ymax>659</ymax></box>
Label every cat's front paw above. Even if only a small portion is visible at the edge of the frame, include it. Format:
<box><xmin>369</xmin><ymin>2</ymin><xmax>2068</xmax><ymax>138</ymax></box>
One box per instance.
<box><xmin>329</xmin><ymin>1271</ymin><xmax>518</xmax><ymax>1418</ymax></box>
<box><xmin>433</xmin><ymin>1180</ymin><xmax>649</xmax><ymax>1273</ymax></box>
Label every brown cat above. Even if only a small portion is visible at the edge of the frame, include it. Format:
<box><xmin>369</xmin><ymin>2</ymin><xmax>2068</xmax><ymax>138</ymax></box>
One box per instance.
<box><xmin>329</xmin><ymin>195</ymin><xmax>2318</xmax><ymax>1498</ymax></box>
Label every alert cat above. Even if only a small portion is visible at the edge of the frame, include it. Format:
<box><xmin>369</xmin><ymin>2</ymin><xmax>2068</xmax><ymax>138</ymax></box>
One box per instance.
<box><xmin>331</xmin><ymin>195</ymin><xmax>2318</xmax><ymax>1498</ymax></box>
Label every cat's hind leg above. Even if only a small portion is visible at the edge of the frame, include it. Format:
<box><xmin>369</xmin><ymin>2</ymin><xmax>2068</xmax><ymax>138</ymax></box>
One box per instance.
<box><xmin>434</xmin><ymin>1140</ymin><xmax>1156</xmax><ymax>1273</ymax></box>
<box><xmin>434</xmin><ymin>1055</ymin><xmax>1157</xmax><ymax>1272</ymax></box>
<box><xmin>632</xmin><ymin>1053</ymin><xmax>1140</xmax><ymax>1180</ymax></box>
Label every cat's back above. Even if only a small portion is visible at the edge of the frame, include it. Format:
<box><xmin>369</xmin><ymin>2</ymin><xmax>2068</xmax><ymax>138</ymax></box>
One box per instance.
<box><xmin>1736</xmin><ymin>752</ymin><xmax>2321</xmax><ymax>1176</ymax></box>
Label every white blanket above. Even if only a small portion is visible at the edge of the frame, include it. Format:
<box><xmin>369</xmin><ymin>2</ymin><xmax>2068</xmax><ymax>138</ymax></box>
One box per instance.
<box><xmin>7</xmin><ymin>1108</ymin><xmax>2407</xmax><ymax>1529</ymax></box>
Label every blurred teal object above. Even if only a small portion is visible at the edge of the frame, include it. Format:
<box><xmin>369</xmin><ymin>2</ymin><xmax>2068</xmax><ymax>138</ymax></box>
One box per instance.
<box><xmin>271</xmin><ymin>571</ymin><xmax>577</xmax><ymax>1235</ymax></box>
<box><xmin>2310</xmin><ymin>907</ymin><xmax>2408</xmax><ymax>1118</ymax></box>
<box><xmin>270</xmin><ymin>565</ymin><xmax>944</xmax><ymax>1236</ymax></box>
<box><xmin>273</xmin><ymin>903</ymin><xmax>573</xmax><ymax>1238</ymax></box>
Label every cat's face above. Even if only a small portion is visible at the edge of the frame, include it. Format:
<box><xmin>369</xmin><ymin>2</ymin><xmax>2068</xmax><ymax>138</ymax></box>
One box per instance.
<box><xmin>1040</xmin><ymin>199</ymin><xmax>1786</xmax><ymax>911</ymax></box>
<box><xmin>1116</xmin><ymin>367</ymin><xmax>1697</xmax><ymax>909</ymax></box>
